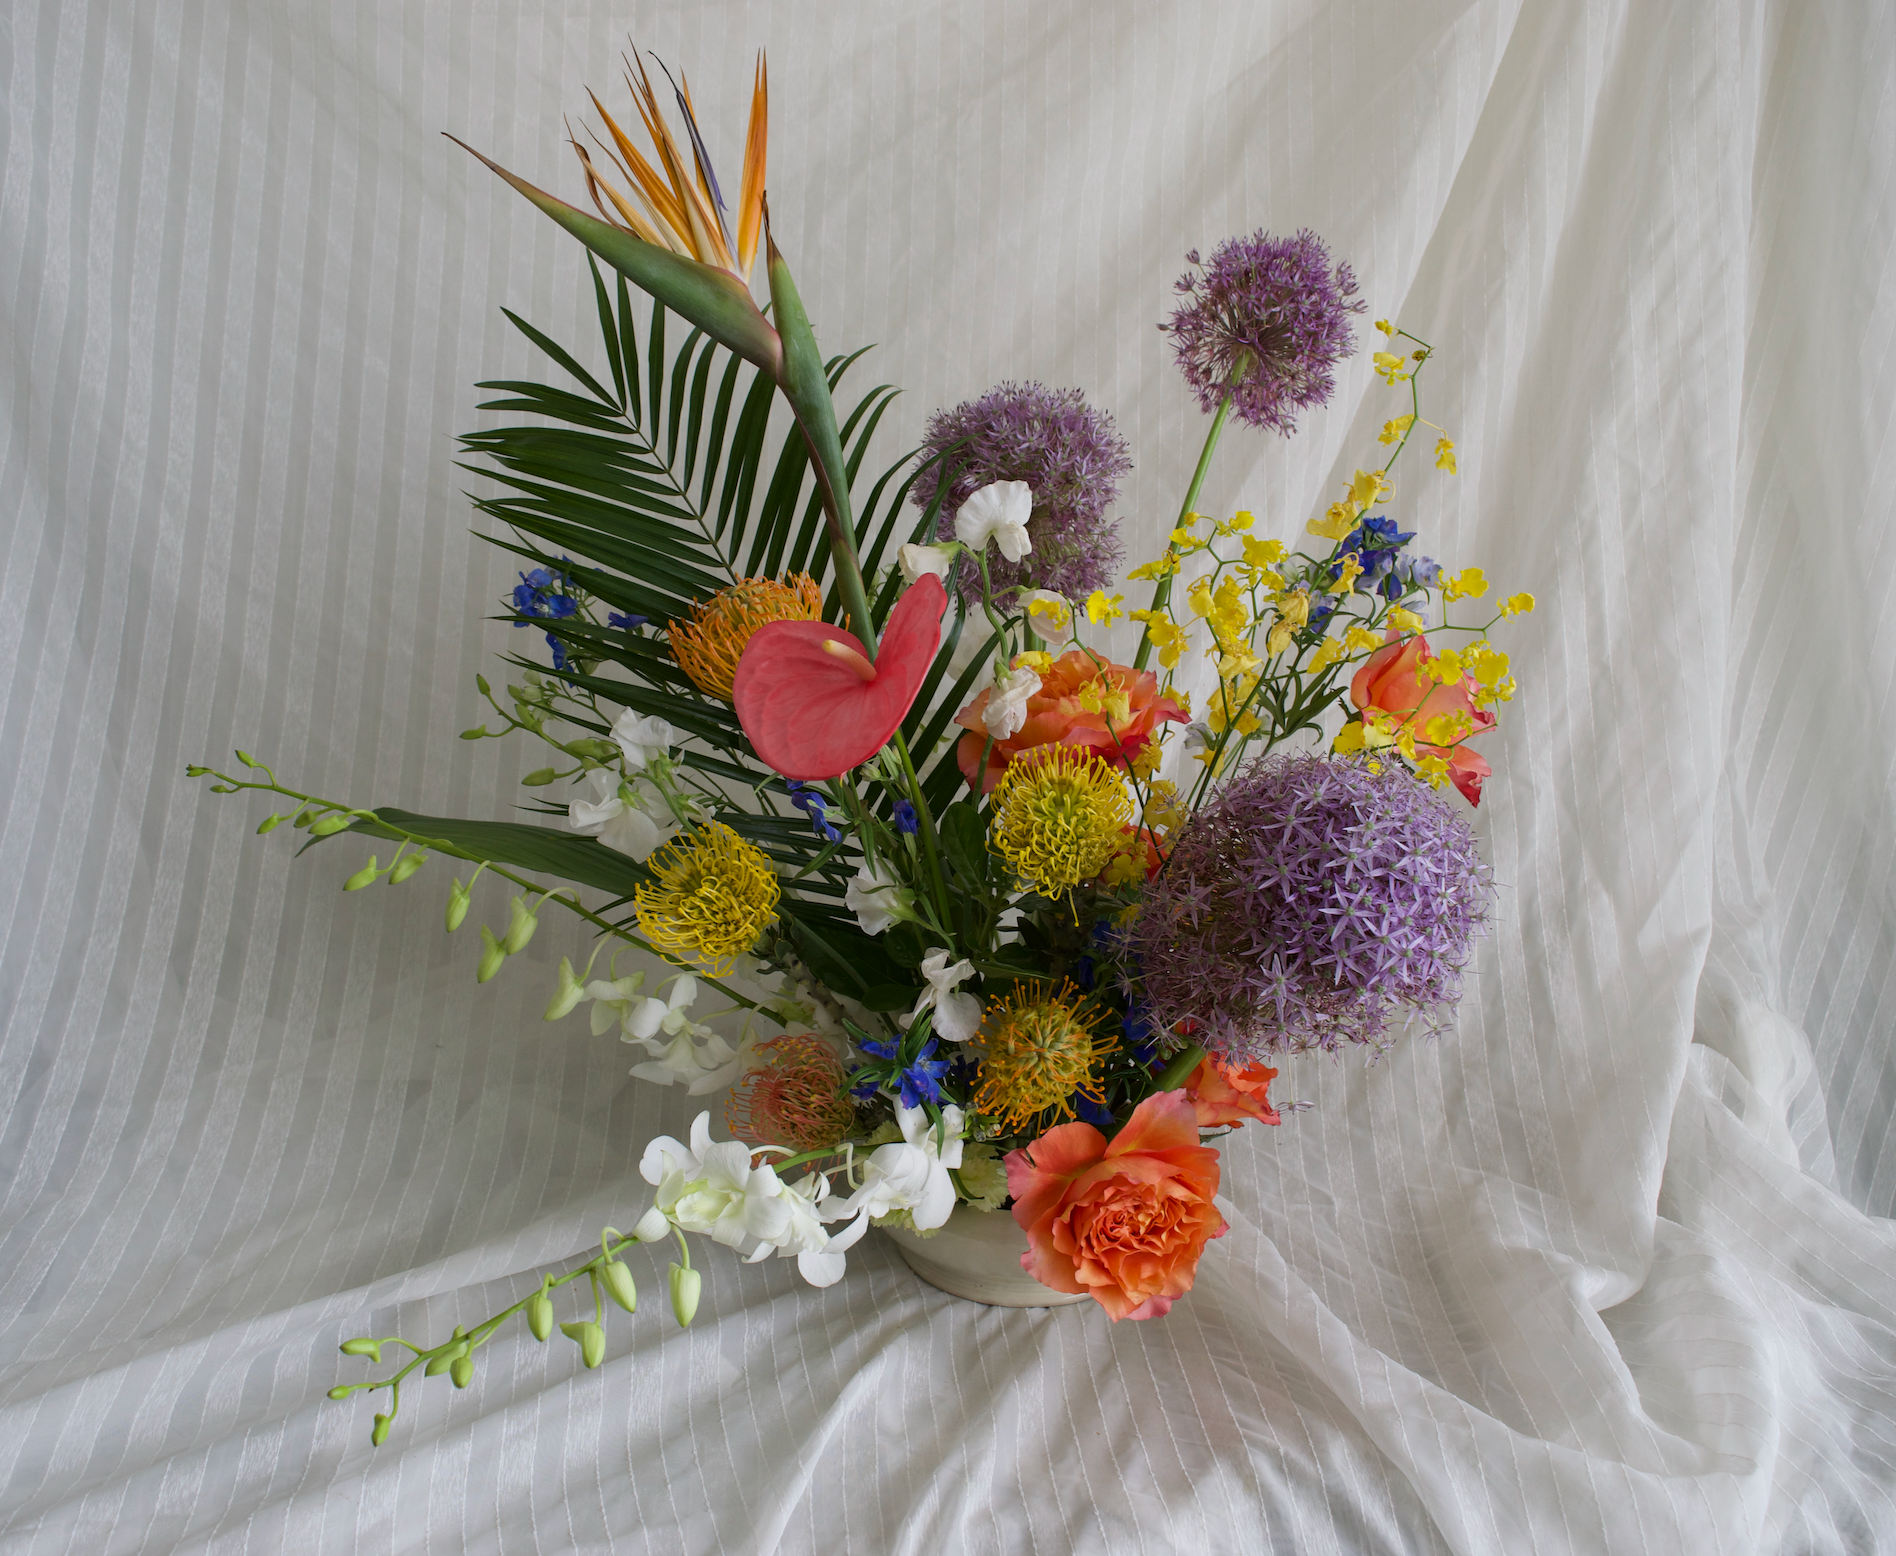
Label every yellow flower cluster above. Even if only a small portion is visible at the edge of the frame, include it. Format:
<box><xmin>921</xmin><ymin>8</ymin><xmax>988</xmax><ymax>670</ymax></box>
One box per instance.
<box><xmin>989</xmin><ymin>746</ymin><xmax>1132</xmax><ymax>897</ymax></box>
<box><xmin>634</xmin><ymin>822</ymin><xmax>780</xmax><ymax>972</ymax></box>
<box><xmin>1309</xmin><ymin>468</ymin><xmax>1392</xmax><ymax>541</ymax></box>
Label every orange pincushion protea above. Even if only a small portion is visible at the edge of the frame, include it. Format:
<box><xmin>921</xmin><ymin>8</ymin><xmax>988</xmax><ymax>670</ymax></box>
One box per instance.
<box><xmin>669</xmin><ymin>574</ymin><xmax>825</xmax><ymax>700</ymax></box>
<box><xmin>725</xmin><ymin>1034</ymin><xmax>856</xmax><ymax>1153</ymax></box>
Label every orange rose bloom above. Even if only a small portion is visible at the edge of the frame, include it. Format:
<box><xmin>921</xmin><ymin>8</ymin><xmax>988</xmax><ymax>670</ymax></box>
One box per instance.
<box><xmin>955</xmin><ymin>651</ymin><xmax>1188</xmax><ymax>796</ymax></box>
<box><xmin>1350</xmin><ymin>631</ymin><xmax>1495</xmax><ymax>805</ymax></box>
<box><xmin>1185</xmin><ymin>1052</ymin><xmax>1282</xmax><ymax>1129</ymax></box>
<box><xmin>1004</xmin><ymin>1090</ymin><xmax>1225</xmax><ymax>1320</ymax></box>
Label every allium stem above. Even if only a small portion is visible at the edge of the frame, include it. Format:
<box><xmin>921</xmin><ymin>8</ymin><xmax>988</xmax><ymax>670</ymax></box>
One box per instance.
<box><xmin>1133</xmin><ymin>391</ymin><xmax>1234</xmax><ymax>671</ymax></box>
<box><xmin>1153</xmin><ymin>1041</ymin><xmax>1205</xmax><ymax>1093</ymax></box>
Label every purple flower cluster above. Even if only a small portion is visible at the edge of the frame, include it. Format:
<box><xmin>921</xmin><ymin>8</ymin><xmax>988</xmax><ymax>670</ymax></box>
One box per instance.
<box><xmin>911</xmin><ymin>382</ymin><xmax>1132</xmax><ymax>601</ymax></box>
<box><xmin>1130</xmin><ymin>755</ymin><xmax>1491</xmax><ymax>1059</ymax></box>
<box><xmin>1161</xmin><ymin>229</ymin><xmax>1364</xmax><ymax>435</ymax></box>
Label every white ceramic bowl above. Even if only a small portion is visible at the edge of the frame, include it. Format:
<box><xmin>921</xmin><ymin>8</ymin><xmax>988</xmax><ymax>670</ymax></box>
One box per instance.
<box><xmin>880</xmin><ymin>1206</ymin><xmax>1092</xmax><ymax>1308</ymax></box>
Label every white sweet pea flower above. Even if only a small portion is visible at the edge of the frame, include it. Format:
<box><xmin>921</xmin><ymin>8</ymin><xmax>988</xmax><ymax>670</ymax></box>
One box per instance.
<box><xmin>610</xmin><ymin>709</ymin><xmax>678</xmax><ymax>771</ymax></box>
<box><xmin>584</xmin><ymin>970</ymin><xmax>650</xmax><ymax>1038</ymax></box>
<box><xmin>822</xmin><ymin>1103</ymin><xmax>966</xmax><ymax>1233</ymax></box>
<box><xmin>982</xmin><ymin>665</ymin><xmax>1043</xmax><ymax>740</ymax></box>
<box><xmin>953</xmin><ymin>480</ymin><xmax>1034</xmax><ymax>563</ymax></box>
<box><xmin>898</xmin><ymin>543</ymin><xmax>957</xmax><ymax>584</ymax></box>
<box><xmin>909</xmin><ymin>950</ymin><xmax>983</xmax><ymax>1045</ymax></box>
<box><xmin>1020</xmin><ymin>589</ymin><xmax>1072</xmax><ymax>634</ymax></box>
<box><xmin>567</xmin><ymin>769</ymin><xmax>674</xmax><ymax>861</ymax></box>
<box><xmin>845</xmin><ymin>859</ymin><xmax>914</xmax><ymax>936</ymax></box>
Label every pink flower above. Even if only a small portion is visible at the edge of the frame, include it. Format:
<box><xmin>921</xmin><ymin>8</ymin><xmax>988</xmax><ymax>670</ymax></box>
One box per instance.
<box><xmin>1004</xmin><ymin>1091</ymin><xmax>1225</xmax><ymax>1320</ymax></box>
<box><xmin>1350</xmin><ymin>632</ymin><xmax>1495</xmax><ymax>805</ymax></box>
<box><xmin>733</xmin><ymin>576</ymin><xmax>946</xmax><ymax>780</ymax></box>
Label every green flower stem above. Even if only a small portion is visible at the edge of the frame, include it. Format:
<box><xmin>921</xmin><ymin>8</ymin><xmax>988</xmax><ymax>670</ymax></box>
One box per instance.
<box><xmin>1133</xmin><ymin>391</ymin><xmax>1235</xmax><ymax>672</ymax></box>
<box><xmin>1153</xmin><ymin>1041</ymin><xmax>1206</xmax><ymax>1093</ymax></box>
<box><xmin>193</xmin><ymin>762</ymin><xmax>762</xmax><ymax>1012</ymax></box>
<box><xmin>890</xmin><ymin>730</ymin><xmax>955</xmax><ymax>939</ymax></box>
<box><xmin>337</xmin><ymin>1229</ymin><xmax>649</xmax><ymax>1431</ymax></box>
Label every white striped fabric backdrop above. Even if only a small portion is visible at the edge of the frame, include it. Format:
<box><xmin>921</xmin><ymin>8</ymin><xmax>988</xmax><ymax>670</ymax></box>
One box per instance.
<box><xmin>1</xmin><ymin>2</ymin><xmax>1892</xmax><ymax>1551</ymax></box>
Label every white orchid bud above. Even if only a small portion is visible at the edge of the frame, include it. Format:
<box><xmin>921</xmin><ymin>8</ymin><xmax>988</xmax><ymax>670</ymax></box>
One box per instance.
<box><xmin>502</xmin><ymin>896</ymin><xmax>539</xmax><ymax>955</ymax></box>
<box><xmin>669</xmin><ymin>1264</ymin><xmax>702</xmax><ymax>1328</ymax></box>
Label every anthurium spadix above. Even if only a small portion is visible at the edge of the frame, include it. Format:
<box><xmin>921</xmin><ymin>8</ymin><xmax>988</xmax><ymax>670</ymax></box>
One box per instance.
<box><xmin>446</xmin><ymin>51</ymin><xmax>879</xmax><ymax>654</ymax></box>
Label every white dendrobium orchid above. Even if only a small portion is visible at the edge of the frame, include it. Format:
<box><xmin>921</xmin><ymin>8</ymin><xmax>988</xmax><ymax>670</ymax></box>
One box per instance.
<box><xmin>845</xmin><ymin>859</ymin><xmax>913</xmax><ymax>936</ymax></box>
<box><xmin>1020</xmin><ymin>589</ymin><xmax>1072</xmax><ymax>634</ymax></box>
<box><xmin>638</xmin><ymin>1113</ymin><xmax>845</xmax><ymax>1286</ymax></box>
<box><xmin>567</xmin><ymin>769</ymin><xmax>674</xmax><ymax>861</ymax></box>
<box><xmin>953</xmin><ymin>480</ymin><xmax>1034</xmax><ymax>563</ymax></box>
<box><xmin>898</xmin><ymin>543</ymin><xmax>957</xmax><ymax>585</ymax></box>
<box><xmin>585</xmin><ymin>970</ymin><xmax>650</xmax><ymax>1037</ymax></box>
<box><xmin>626</xmin><ymin>975</ymin><xmax>741</xmax><ymax>1093</ymax></box>
<box><xmin>821</xmin><ymin>1103</ymin><xmax>966</xmax><ymax>1235</ymax></box>
<box><xmin>982</xmin><ymin>665</ymin><xmax>1043</xmax><ymax>739</ymax></box>
<box><xmin>909</xmin><ymin>950</ymin><xmax>983</xmax><ymax>1045</ymax></box>
<box><xmin>610</xmin><ymin>708</ymin><xmax>678</xmax><ymax>771</ymax></box>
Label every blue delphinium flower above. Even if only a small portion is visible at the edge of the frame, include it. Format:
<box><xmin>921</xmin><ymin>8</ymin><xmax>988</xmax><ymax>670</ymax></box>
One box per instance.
<box><xmin>512</xmin><ymin>567</ymin><xmax>577</xmax><ymax>620</ymax></box>
<box><xmin>896</xmin><ymin>1038</ymin><xmax>951</xmax><ymax>1110</ymax></box>
<box><xmin>786</xmin><ymin>780</ymin><xmax>842</xmax><ymax>844</ymax></box>
<box><xmin>608</xmin><ymin>611</ymin><xmax>648</xmax><ymax>632</ymax></box>
<box><xmin>545</xmin><ymin>633</ymin><xmax>568</xmax><ymax>672</ymax></box>
<box><xmin>892</xmin><ymin>799</ymin><xmax>919</xmax><ymax>835</ymax></box>
<box><xmin>1122</xmin><ymin>1005</ymin><xmax>1161</xmax><ymax>1067</ymax></box>
<box><xmin>1071</xmin><ymin>1091</ymin><xmax>1116</xmax><ymax>1128</ymax></box>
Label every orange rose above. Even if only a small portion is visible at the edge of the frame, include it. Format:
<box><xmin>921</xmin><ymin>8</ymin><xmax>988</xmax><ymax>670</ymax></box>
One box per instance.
<box><xmin>1004</xmin><ymin>1090</ymin><xmax>1225</xmax><ymax>1320</ymax></box>
<box><xmin>955</xmin><ymin>651</ymin><xmax>1188</xmax><ymax>795</ymax></box>
<box><xmin>1350</xmin><ymin>631</ymin><xmax>1495</xmax><ymax>805</ymax></box>
<box><xmin>1185</xmin><ymin>1052</ymin><xmax>1281</xmax><ymax>1128</ymax></box>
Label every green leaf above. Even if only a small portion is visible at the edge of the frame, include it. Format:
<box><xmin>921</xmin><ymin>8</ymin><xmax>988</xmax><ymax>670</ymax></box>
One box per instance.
<box><xmin>452</xmin><ymin>137</ymin><xmax>782</xmax><ymax>376</ymax></box>
<box><xmin>859</xmin><ymin>983</ymin><xmax>921</xmax><ymax>1013</ymax></box>
<box><xmin>937</xmin><ymin>801</ymin><xmax>990</xmax><ymax>891</ymax></box>
<box><xmin>501</xmin><ymin>308</ymin><xmax>619</xmax><ymax>408</ymax></box>
<box><xmin>341</xmin><ymin>810</ymin><xmax>655</xmax><ymax>896</ymax></box>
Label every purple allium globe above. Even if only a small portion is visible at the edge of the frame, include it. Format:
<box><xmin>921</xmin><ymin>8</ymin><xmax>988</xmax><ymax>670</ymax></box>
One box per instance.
<box><xmin>1130</xmin><ymin>755</ymin><xmax>1491</xmax><ymax>1059</ymax></box>
<box><xmin>911</xmin><ymin>382</ymin><xmax>1132</xmax><ymax>601</ymax></box>
<box><xmin>1160</xmin><ymin>229</ymin><xmax>1365</xmax><ymax>435</ymax></box>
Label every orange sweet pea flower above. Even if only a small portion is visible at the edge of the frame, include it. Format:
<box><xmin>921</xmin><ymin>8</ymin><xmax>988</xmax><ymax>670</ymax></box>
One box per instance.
<box><xmin>1349</xmin><ymin>631</ymin><xmax>1495</xmax><ymax>805</ymax></box>
<box><xmin>1004</xmin><ymin>1091</ymin><xmax>1225</xmax><ymax>1320</ymax></box>
<box><xmin>954</xmin><ymin>651</ymin><xmax>1187</xmax><ymax>796</ymax></box>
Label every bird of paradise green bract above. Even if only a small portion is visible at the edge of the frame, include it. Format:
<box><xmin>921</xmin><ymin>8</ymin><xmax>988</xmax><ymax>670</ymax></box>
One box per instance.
<box><xmin>446</xmin><ymin>51</ymin><xmax>879</xmax><ymax>653</ymax></box>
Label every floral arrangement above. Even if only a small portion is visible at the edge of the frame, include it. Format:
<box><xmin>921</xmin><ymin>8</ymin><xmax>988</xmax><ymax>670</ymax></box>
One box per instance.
<box><xmin>192</xmin><ymin>52</ymin><xmax>1530</xmax><ymax>1445</ymax></box>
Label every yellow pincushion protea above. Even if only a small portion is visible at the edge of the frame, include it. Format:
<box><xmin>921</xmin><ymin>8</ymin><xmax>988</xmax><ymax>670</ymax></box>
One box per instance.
<box><xmin>973</xmin><ymin>982</ymin><xmax>1111</xmax><ymax>1131</ymax></box>
<box><xmin>989</xmin><ymin>745</ymin><xmax>1132</xmax><ymax>897</ymax></box>
<box><xmin>634</xmin><ymin>822</ymin><xmax>779</xmax><ymax>972</ymax></box>
<box><xmin>668</xmin><ymin>574</ymin><xmax>824</xmax><ymax>700</ymax></box>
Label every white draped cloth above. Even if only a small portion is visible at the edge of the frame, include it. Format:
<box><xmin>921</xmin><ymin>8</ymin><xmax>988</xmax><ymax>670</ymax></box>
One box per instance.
<box><xmin>2</xmin><ymin>2</ymin><xmax>1893</xmax><ymax>1551</ymax></box>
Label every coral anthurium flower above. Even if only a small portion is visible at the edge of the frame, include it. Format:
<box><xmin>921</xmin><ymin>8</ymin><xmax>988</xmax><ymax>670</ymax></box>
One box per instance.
<box><xmin>733</xmin><ymin>575</ymin><xmax>947</xmax><ymax>780</ymax></box>
<box><xmin>1004</xmin><ymin>1090</ymin><xmax>1225</xmax><ymax>1320</ymax></box>
<box><xmin>955</xmin><ymin>650</ymin><xmax>1187</xmax><ymax>796</ymax></box>
<box><xmin>1185</xmin><ymin>1052</ymin><xmax>1282</xmax><ymax>1129</ymax></box>
<box><xmin>1348</xmin><ymin>630</ymin><xmax>1495</xmax><ymax>805</ymax></box>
